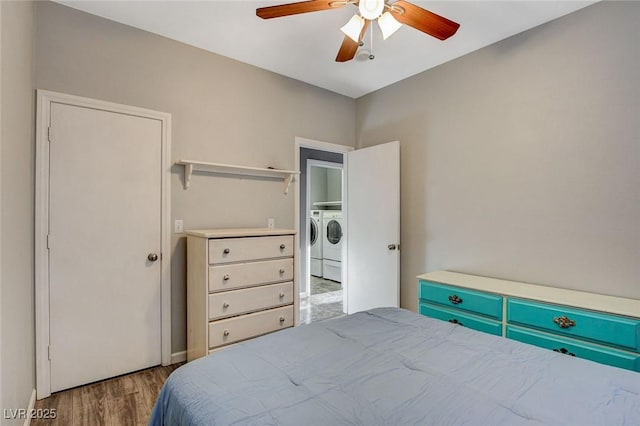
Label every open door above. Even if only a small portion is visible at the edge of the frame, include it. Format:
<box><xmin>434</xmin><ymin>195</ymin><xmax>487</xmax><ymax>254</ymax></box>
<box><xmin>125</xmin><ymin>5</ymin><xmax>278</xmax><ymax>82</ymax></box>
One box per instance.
<box><xmin>346</xmin><ymin>141</ymin><xmax>400</xmax><ymax>313</ymax></box>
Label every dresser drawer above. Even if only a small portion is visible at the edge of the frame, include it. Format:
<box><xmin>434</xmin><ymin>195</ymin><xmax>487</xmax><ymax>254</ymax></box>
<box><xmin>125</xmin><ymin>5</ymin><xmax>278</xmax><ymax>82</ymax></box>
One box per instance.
<box><xmin>208</xmin><ymin>282</ymin><xmax>293</xmax><ymax>320</ymax></box>
<box><xmin>507</xmin><ymin>326</ymin><xmax>640</xmax><ymax>372</ymax></box>
<box><xmin>209</xmin><ymin>235</ymin><xmax>294</xmax><ymax>264</ymax></box>
<box><xmin>507</xmin><ymin>298</ymin><xmax>640</xmax><ymax>351</ymax></box>
<box><xmin>208</xmin><ymin>306</ymin><xmax>293</xmax><ymax>348</ymax></box>
<box><xmin>209</xmin><ymin>258</ymin><xmax>293</xmax><ymax>292</ymax></box>
<box><xmin>419</xmin><ymin>280</ymin><xmax>503</xmax><ymax>320</ymax></box>
<box><xmin>419</xmin><ymin>303</ymin><xmax>502</xmax><ymax>336</ymax></box>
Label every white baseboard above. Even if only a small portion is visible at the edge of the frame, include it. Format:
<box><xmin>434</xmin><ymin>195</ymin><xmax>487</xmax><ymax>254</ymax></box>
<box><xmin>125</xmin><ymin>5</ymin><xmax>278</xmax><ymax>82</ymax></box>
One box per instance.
<box><xmin>170</xmin><ymin>350</ymin><xmax>186</xmax><ymax>364</ymax></box>
<box><xmin>23</xmin><ymin>388</ymin><xmax>36</xmax><ymax>426</ymax></box>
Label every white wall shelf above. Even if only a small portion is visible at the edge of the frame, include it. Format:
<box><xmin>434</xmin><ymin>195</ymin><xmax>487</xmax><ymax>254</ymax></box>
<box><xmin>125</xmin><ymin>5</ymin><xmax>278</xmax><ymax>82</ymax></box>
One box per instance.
<box><xmin>177</xmin><ymin>160</ymin><xmax>300</xmax><ymax>194</ymax></box>
<box><xmin>312</xmin><ymin>201</ymin><xmax>342</xmax><ymax>207</ymax></box>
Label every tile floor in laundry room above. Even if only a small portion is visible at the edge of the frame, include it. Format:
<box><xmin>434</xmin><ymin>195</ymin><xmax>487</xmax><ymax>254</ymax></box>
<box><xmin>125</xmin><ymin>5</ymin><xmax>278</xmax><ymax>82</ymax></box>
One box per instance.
<box><xmin>299</xmin><ymin>275</ymin><xmax>345</xmax><ymax>324</ymax></box>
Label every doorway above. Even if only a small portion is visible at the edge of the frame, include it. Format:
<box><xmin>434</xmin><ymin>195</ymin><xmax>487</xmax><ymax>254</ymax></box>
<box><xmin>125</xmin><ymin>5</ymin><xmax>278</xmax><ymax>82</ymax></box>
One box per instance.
<box><xmin>295</xmin><ymin>138</ymin><xmax>352</xmax><ymax>325</ymax></box>
<box><xmin>301</xmin><ymin>161</ymin><xmax>345</xmax><ymax>323</ymax></box>
<box><xmin>35</xmin><ymin>91</ymin><xmax>172</xmax><ymax>398</ymax></box>
<box><xmin>294</xmin><ymin>137</ymin><xmax>400</xmax><ymax>324</ymax></box>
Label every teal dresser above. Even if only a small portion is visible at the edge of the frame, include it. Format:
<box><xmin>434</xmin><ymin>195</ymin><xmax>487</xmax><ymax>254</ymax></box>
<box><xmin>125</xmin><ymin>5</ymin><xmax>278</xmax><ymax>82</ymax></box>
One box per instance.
<box><xmin>418</xmin><ymin>271</ymin><xmax>640</xmax><ymax>372</ymax></box>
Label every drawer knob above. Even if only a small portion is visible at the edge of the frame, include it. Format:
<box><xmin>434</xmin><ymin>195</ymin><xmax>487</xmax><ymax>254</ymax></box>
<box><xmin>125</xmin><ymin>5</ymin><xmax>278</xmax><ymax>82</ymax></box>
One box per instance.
<box><xmin>279</xmin><ymin>292</ymin><xmax>285</xmax><ymax>298</ymax></box>
<box><xmin>279</xmin><ymin>268</ymin><xmax>285</xmax><ymax>274</ymax></box>
<box><xmin>553</xmin><ymin>315</ymin><xmax>576</xmax><ymax>329</ymax></box>
<box><xmin>223</xmin><ymin>248</ymin><xmax>230</xmax><ymax>254</ymax></box>
<box><xmin>223</xmin><ymin>329</ymin><xmax>230</xmax><ymax>337</ymax></box>
<box><xmin>448</xmin><ymin>318</ymin><xmax>464</xmax><ymax>326</ymax></box>
<box><xmin>279</xmin><ymin>316</ymin><xmax>285</xmax><ymax>324</ymax></box>
<box><xmin>448</xmin><ymin>295</ymin><xmax>463</xmax><ymax>305</ymax></box>
<box><xmin>553</xmin><ymin>347</ymin><xmax>576</xmax><ymax>357</ymax></box>
<box><xmin>223</xmin><ymin>302</ymin><xmax>229</xmax><ymax>308</ymax></box>
<box><xmin>223</xmin><ymin>274</ymin><xmax>230</xmax><ymax>281</ymax></box>
<box><xmin>280</xmin><ymin>244</ymin><xmax>286</xmax><ymax>250</ymax></box>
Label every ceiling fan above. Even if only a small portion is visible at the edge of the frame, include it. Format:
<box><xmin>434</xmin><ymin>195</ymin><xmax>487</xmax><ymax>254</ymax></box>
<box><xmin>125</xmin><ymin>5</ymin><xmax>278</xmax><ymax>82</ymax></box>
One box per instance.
<box><xmin>256</xmin><ymin>0</ymin><xmax>460</xmax><ymax>62</ymax></box>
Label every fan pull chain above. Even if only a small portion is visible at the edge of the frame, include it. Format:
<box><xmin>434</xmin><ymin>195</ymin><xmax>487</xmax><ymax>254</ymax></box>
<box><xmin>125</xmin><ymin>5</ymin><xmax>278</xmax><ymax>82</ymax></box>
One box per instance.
<box><xmin>369</xmin><ymin>25</ymin><xmax>375</xmax><ymax>60</ymax></box>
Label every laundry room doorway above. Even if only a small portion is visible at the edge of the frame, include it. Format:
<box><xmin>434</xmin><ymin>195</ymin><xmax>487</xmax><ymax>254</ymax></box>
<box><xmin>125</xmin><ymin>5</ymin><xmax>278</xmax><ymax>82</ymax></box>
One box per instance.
<box><xmin>303</xmin><ymin>160</ymin><xmax>345</xmax><ymax>323</ymax></box>
<box><xmin>295</xmin><ymin>137</ymin><xmax>400</xmax><ymax>326</ymax></box>
<box><xmin>295</xmin><ymin>138</ymin><xmax>351</xmax><ymax>325</ymax></box>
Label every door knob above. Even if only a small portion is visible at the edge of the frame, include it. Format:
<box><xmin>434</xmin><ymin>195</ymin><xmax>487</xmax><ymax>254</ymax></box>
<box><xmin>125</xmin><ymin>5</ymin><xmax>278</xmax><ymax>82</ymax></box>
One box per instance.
<box><xmin>148</xmin><ymin>253</ymin><xmax>159</xmax><ymax>262</ymax></box>
<box><xmin>387</xmin><ymin>244</ymin><xmax>398</xmax><ymax>251</ymax></box>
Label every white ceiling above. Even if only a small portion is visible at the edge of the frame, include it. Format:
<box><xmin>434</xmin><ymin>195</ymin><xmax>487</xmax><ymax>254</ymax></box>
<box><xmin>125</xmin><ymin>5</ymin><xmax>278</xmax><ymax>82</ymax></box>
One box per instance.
<box><xmin>56</xmin><ymin>1</ymin><xmax>596</xmax><ymax>98</ymax></box>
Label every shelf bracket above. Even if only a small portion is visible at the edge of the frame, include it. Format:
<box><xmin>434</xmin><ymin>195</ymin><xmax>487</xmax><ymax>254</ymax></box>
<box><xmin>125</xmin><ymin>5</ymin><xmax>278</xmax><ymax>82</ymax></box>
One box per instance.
<box><xmin>283</xmin><ymin>173</ymin><xmax>295</xmax><ymax>195</ymax></box>
<box><xmin>184</xmin><ymin>163</ymin><xmax>194</xmax><ymax>189</ymax></box>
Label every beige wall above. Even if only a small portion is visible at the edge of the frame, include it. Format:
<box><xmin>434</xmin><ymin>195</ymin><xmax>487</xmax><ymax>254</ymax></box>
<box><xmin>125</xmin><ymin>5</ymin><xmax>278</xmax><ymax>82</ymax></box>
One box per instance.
<box><xmin>34</xmin><ymin>1</ymin><xmax>356</xmax><ymax>354</ymax></box>
<box><xmin>356</xmin><ymin>2</ymin><xmax>640</xmax><ymax>311</ymax></box>
<box><xmin>1</xmin><ymin>0</ymin><xmax>36</xmax><ymax>420</ymax></box>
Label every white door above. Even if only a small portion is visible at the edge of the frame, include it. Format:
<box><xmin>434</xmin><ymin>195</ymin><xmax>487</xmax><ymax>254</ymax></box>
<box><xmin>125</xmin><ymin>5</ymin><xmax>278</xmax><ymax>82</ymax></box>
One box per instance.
<box><xmin>48</xmin><ymin>102</ymin><xmax>162</xmax><ymax>392</ymax></box>
<box><xmin>346</xmin><ymin>141</ymin><xmax>400</xmax><ymax>313</ymax></box>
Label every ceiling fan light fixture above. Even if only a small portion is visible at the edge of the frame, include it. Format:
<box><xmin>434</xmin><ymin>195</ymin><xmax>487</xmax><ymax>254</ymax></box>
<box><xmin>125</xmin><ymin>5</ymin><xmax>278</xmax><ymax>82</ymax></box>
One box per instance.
<box><xmin>359</xmin><ymin>0</ymin><xmax>385</xmax><ymax>20</ymax></box>
<box><xmin>378</xmin><ymin>11</ymin><xmax>402</xmax><ymax>40</ymax></box>
<box><xmin>341</xmin><ymin>14</ymin><xmax>365</xmax><ymax>42</ymax></box>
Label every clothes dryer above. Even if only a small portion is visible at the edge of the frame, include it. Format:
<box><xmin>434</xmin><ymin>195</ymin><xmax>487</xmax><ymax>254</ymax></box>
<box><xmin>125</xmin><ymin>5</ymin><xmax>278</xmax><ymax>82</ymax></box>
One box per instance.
<box><xmin>322</xmin><ymin>211</ymin><xmax>343</xmax><ymax>282</ymax></box>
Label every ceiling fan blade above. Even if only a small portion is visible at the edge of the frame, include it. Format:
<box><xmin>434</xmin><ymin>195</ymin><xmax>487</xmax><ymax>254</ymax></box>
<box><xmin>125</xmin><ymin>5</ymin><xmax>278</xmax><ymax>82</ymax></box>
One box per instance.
<box><xmin>390</xmin><ymin>0</ymin><xmax>460</xmax><ymax>40</ymax></box>
<box><xmin>257</xmin><ymin>0</ymin><xmax>343</xmax><ymax>19</ymax></box>
<box><xmin>336</xmin><ymin>19</ymin><xmax>370</xmax><ymax>62</ymax></box>
<box><xmin>335</xmin><ymin>37</ymin><xmax>359</xmax><ymax>63</ymax></box>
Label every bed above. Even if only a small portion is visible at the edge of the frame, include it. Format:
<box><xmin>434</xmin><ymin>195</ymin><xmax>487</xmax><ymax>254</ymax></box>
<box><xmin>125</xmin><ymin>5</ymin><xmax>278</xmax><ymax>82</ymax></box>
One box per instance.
<box><xmin>150</xmin><ymin>308</ymin><xmax>640</xmax><ymax>425</ymax></box>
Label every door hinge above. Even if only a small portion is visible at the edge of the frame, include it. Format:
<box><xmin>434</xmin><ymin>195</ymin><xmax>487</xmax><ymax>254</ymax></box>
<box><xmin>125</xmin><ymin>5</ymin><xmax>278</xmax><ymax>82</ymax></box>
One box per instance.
<box><xmin>48</xmin><ymin>345</ymin><xmax>51</xmax><ymax>361</ymax></box>
<box><xmin>46</xmin><ymin>234</ymin><xmax>50</xmax><ymax>250</ymax></box>
<box><xmin>47</xmin><ymin>126</ymin><xmax>52</xmax><ymax>143</ymax></box>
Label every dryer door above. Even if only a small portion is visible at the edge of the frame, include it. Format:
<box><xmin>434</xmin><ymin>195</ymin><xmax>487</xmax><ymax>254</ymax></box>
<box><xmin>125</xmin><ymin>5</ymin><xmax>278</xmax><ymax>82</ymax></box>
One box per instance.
<box><xmin>310</xmin><ymin>218</ymin><xmax>318</xmax><ymax>246</ymax></box>
<box><xmin>326</xmin><ymin>219</ymin><xmax>342</xmax><ymax>245</ymax></box>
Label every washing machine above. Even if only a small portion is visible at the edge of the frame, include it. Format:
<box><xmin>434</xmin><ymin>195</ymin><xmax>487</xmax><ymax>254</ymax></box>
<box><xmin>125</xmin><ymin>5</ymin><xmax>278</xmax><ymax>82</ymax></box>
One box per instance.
<box><xmin>310</xmin><ymin>210</ymin><xmax>323</xmax><ymax>277</ymax></box>
<box><xmin>322</xmin><ymin>211</ymin><xmax>343</xmax><ymax>282</ymax></box>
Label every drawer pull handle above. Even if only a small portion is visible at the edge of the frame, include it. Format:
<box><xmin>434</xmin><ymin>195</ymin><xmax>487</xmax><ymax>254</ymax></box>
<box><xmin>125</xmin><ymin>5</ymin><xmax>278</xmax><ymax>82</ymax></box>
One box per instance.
<box><xmin>223</xmin><ymin>274</ymin><xmax>230</xmax><ymax>281</ymax></box>
<box><xmin>223</xmin><ymin>248</ymin><xmax>230</xmax><ymax>254</ymax></box>
<box><xmin>553</xmin><ymin>347</ymin><xmax>576</xmax><ymax>357</ymax></box>
<box><xmin>553</xmin><ymin>315</ymin><xmax>576</xmax><ymax>329</ymax></box>
<box><xmin>222</xmin><ymin>302</ymin><xmax>229</xmax><ymax>308</ymax></box>
<box><xmin>448</xmin><ymin>295</ymin><xmax>463</xmax><ymax>305</ymax></box>
<box><xmin>279</xmin><ymin>316</ymin><xmax>285</xmax><ymax>324</ymax></box>
<box><xmin>279</xmin><ymin>268</ymin><xmax>285</xmax><ymax>274</ymax></box>
<box><xmin>448</xmin><ymin>318</ymin><xmax>464</xmax><ymax>326</ymax></box>
<box><xmin>280</xmin><ymin>244</ymin><xmax>286</xmax><ymax>250</ymax></box>
<box><xmin>223</xmin><ymin>329</ymin><xmax>230</xmax><ymax>337</ymax></box>
<box><xmin>279</xmin><ymin>292</ymin><xmax>285</xmax><ymax>298</ymax></box>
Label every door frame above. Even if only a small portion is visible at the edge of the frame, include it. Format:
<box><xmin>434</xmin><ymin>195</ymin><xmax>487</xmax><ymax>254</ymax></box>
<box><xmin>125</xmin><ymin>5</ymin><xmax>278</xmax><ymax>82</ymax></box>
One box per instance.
<box><xmin>35</xmin><ymin>90</ymin><xmax>172</xmax><ymax>399</ymax></box>
<box><xmin>294</xmin><ymin>137</ymin><xmax>353</xmax><ymax>325</ymax></box>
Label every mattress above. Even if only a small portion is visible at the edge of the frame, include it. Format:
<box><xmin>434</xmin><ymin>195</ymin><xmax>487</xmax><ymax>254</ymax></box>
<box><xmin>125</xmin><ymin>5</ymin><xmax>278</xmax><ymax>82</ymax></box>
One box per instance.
<box><xmin>150</xmin><ymin>308</ymin><xmax>640</xmax><ymax>425</ymax></box>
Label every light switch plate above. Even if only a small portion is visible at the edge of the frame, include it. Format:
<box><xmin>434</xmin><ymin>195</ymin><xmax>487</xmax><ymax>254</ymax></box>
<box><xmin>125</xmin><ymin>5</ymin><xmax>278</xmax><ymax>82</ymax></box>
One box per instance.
<box><xmin>175</xmin><ymin>219</ymin><xmax>184</xmax><ymax>233</ymax></box>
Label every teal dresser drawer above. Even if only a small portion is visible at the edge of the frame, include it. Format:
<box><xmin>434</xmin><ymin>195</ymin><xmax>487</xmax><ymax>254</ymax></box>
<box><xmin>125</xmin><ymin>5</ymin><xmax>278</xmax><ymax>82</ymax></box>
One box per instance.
<box><xmin>507</xmin><ymin>298</ymin><xmax>640</xmax><ymax>351</ymax></box>
<box><xmin>419</xmin><ymin>303</ymin><xmax>502</xmax><ymax>336</ymax></box>
<box><xmin>419</xmin><ymin>280</ymin><xmax>503</xmax><ymax>320</ymax></box>
<box><xmin>507</xmin><ymin>326</ymin><xmax>640</xmax><ymax>372</ymax></box>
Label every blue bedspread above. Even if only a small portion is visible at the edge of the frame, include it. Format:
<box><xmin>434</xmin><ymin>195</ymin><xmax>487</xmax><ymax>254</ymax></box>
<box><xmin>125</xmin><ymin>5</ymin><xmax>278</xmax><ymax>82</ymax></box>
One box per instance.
<box><xmin>150</xmin><ymin>308</ymin><xmax>640</xmax><ymax>425</ymax></box>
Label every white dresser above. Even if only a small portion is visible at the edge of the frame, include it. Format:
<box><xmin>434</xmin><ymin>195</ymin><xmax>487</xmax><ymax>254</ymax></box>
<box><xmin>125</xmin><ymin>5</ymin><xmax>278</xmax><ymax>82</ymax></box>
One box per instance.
<box><xmin>186</xmin><ymin>228</ymin><xmax>296</xmax><ymax>361</ymax></box>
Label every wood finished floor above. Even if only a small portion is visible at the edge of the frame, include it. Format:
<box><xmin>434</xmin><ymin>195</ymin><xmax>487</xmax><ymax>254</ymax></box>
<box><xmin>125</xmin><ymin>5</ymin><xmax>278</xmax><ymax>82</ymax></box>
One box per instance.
<box><xmin>32</xmin><ymin>363</ymin><xmax>183</xmax><ymax>426</ymax></box>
